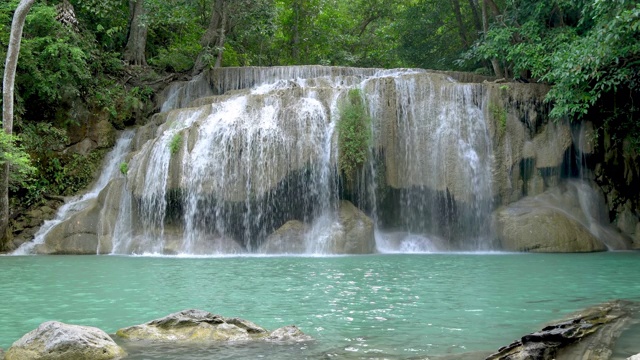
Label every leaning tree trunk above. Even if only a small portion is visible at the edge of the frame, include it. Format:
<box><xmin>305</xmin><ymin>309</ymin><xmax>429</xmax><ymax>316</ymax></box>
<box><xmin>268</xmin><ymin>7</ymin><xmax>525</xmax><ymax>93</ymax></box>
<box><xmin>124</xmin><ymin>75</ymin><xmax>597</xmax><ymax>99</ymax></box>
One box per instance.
<box><xmin>1</xmin><ymin>0</ymin><xmax>37</xmax><ymax>249</ymax></box>
<box><xmin>123</xmin><ymin>0</ymin><xmax>147</xmax><ymax>66</ymax></box>
<box><xmin>481</xmin><ymin>0</ymin><xmax>503</xmax><ymax>77</ymax></box>
<box><xmin>193</xmin><ymin>0</ymin><xmax>227</xmax><ymax>75</ymax></box>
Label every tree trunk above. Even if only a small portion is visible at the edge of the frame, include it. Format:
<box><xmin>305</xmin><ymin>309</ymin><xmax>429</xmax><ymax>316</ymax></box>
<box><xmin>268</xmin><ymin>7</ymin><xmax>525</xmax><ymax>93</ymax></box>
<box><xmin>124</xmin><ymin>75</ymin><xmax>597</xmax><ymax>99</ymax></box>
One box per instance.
<box><xmin>450</xmin><ymin>0</ymin><xmax>469</xmax><ymax>47</ymax></box>
<box><xmin>193</xmin><ymin>0</ymin><xmax>226</xmax><ymax>75</ymax></box>
<box><xmin>1</xmin><ymin>0</ymin><xmax>36</xmax><ymax>249</ymax></box>
<box><xmin>291</xmin><ymin>0</ymin><xmax>300</xmax><ymax>63</ymax></box>
<box><xmin>481</xmin><ymin>0</ymin><xmax>503</xmax><ymax>77</ymax></box>
<box><xmin>467</xmin><ymin>0</ymin><xmax>483</xmax><ymax>32</ymax></box>
<box><xmin>123</xmin><ymin>0</ymin><xmax>148</xmax><ymax>66</ymax></box>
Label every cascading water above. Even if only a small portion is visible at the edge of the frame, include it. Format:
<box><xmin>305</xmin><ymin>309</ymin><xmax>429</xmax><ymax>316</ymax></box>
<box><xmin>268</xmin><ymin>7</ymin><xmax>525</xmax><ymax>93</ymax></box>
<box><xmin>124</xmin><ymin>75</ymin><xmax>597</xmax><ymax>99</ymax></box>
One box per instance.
<box><xmin>106</xmin><ymin>68</ymin><xmax>497</xmax><ymax>255</ymax></box>
<box><xmin>13</xmin><ymin>130</ymin><xmax>134</xmax><ymax>255</ymax></box>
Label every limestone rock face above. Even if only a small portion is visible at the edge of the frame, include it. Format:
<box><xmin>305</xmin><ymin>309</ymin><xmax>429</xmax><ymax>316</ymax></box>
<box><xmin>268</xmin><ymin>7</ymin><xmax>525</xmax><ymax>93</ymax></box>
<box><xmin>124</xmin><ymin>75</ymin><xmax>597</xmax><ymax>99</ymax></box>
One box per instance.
<box><xmin>486</xmin><ymin>300</ymin><xmax>638</xmax><ymax>360</ymax></box>
<box><xmin>116</xmin><ymin>309</ymin><xmax>269</xmax><ymax>342</ymax></box>
<box><xmin>36</xmin><ymin>199</ymin><xmax>102</xmax><ymax>255</ymax></box>
<box><xmin>259</xmin><ymin>220</ymin><xmax>308</xmax><ymax>254</ymax></box>
<box><xmin>90</xmin><ymin>119</ymin><xmax>116</xmax><ymax>149</ymax></box>
<box><xmin>5</xmin><ymin>321</ymin><xmax>125</xmax><ymax>360</ymax></box>
<box><xmin>329</xmin><ymin>201</ymin><xmax>375</xmax><ymax>254</ymax></box>
<box><xmin>495</xmin><ymin>205</ymin><xmax>606</xmax><ymax>253</ymax></box>
<box><xmin>494</xmin><ymin>181</ymin><xmax>631</xmax><ymax>252</ymax></box>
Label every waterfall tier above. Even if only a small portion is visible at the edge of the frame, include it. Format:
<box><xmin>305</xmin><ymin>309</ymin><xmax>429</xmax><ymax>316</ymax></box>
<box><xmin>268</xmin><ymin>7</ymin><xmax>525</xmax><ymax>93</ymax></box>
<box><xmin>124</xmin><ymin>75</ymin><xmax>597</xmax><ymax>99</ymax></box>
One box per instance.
<box><xmin>21</xmin><ymin>66</ymin><xmax>631</xmax><ymax>255</ymax></box>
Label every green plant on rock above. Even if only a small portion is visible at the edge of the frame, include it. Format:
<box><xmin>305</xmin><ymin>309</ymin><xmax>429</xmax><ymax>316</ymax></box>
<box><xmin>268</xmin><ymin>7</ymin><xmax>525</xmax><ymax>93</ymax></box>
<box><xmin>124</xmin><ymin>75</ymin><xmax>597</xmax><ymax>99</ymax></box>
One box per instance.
<box><xmin>169</xmin><ymin>133</ymin><xmax>182</xmax><ymax>155</ymax></box>
<box><xmin>489</xmin><ymin>102</ymin><xmax>507</xmax><ymax>137</ymax></box>
<box><xmin>337</xmin><ymin>89</ymin><xmax>371</xmax><ymax>184</ymax></box>
<box><xmin>119</xmin><ymin>162</ymin><xmax>128</xmax><ymax>175</ymax></box>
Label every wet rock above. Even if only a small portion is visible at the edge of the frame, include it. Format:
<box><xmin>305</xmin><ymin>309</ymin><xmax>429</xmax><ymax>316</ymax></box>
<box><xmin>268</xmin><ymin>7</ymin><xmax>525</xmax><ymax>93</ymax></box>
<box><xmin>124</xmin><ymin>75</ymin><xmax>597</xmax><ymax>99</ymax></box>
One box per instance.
<box><xmin>89</xmin><ymin>119</ymin><xmax>116</xmax><ymax>148</ymax></box>
<box><xmin>329</xmin><ymin>200</ymin><xmax>375</xmax><ymax>254</ymax></box>
<box><xmin>116</xmin><ymin>309</ymin><xmax>269</xmax><ymax>342</ymax></box>
<box><xmin>35</xmin><ymin>198</ymin><xmax>102</xmax><ymax>255</ymax></box>
<box><xmin>628</xmin><ymin>354</ymin><xmax>640</xmax><ymax>360</ymax></box>
<box><xmin>616</xmin><ymin>205</ymin><xmax>638</xmax><ymax>237</ymax></box>
<box><xmin>260</xmin><ymin>220</ymin><xmax>308</xmax><ymax>254</ymax></box>
<box><xmin>494</xmin><ymin>181</ymin><xmax>631</xmax><ymax>252</ymax></box>
<box><xmin>495</xmin><ymin>205</ymin><xmax>606</xmax><ymax>252</ymax></box>
<box><xmin>486</xmin><ymin>300</ymin><xmax>638</xmax><ymax>360</ymax></box>
<box><xmin>266</xmin><ymin>325</ymin><xmax>313</xmax><ymax>342</ymax></box>
<box><xmin>5</xmin><ymin>321</ymin><xmax>125</xmax><ymax>360</ymax></box>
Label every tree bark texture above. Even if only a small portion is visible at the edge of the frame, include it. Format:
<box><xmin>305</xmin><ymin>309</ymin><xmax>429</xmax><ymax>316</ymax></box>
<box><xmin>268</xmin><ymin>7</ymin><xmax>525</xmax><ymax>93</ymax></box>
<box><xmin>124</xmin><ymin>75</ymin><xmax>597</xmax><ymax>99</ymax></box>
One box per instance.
<box><xmin>450</xmin><ymin>0</ymin><xmax>469</xmax><ymax>47</ymax></box>
<box><xmin>481</xmin><ymin>0</ymin><xmax>503</xmax><ymax>77</ymax></box>
<box><xmin>123</xmin><ymin>0</ymin><xmax>148</xmax><ymax>66</ymax></box>
<box><xmin>193</xmin><ymin>0</ymin><xmax>227</xmax><ymax>74</ymax></box>
<box><xmin>1</xmin><ymin>0</ymin><xmax>37</xmax><ymax>248</ymax></box>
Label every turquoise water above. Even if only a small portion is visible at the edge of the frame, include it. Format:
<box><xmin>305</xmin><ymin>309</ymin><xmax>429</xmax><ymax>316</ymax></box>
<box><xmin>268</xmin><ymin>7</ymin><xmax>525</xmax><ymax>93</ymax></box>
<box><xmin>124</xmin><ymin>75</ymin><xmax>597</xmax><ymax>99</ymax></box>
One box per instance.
<box><xmin>1</xmin><ymin>253</ymin><xmax>640</xmax><ymax>359</ymax></box>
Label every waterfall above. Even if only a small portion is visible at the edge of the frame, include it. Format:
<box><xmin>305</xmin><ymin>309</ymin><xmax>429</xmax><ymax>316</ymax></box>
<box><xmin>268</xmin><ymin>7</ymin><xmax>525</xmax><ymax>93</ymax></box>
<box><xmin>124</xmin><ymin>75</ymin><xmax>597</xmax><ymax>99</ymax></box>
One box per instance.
<box><xmin>15</xmin><ymin>66</ymin><xmax>628</xmax><ymax>255</ymax></box>
<box><xmin>13</xmin><ymin>131</ymin><xmax>134</xmax><ymax>255</ymax></box>
<box><xmin>106</xmin><ymin>68</ymin><xmax>497</xmax><ymax>255</ymax></box>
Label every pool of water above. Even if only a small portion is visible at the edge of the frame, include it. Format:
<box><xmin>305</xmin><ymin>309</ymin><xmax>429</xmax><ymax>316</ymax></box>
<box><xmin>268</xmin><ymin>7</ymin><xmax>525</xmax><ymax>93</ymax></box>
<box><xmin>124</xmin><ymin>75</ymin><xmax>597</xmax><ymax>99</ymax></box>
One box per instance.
<box><xmin>1</xmin><ymin>252</ymin><xmax>640</xmax><ymax>359</ymax></box>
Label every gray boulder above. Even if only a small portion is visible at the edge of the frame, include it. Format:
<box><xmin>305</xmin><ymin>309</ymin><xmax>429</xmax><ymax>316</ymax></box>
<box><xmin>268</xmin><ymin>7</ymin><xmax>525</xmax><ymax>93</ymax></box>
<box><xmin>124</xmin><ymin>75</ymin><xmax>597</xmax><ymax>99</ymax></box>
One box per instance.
<box><xmin>5</xmin><ymin>321</ymin><xmax>125</xmax><ymax>360</ymax></box>
<box><xmin>486</xmin><ymin>300</ymin><xmax>638</xmax><ymax>360</ymax></box>
<box><xmin>330</xmin><ymin>200</ymin><xmax>375</xmax><ymax>254</ymax></box>
<box><xmin>495</xmin><ymin>205</ymin><xmax>606</xmax><ymax>252</ymax></box>
<box><xmin>116</xmin><ymin>309</ymin><xmax>269</xmax><ymax>342</ymax></box>
<box><xmin>628</xmin><ymin>354</ymin><xmax>640</xmax><ymax>360</ymax></box>
<box><xmin>259</xmin><ymin>220</ymin><xmax>308</xmax><ymax>254</ymax></box>
<box><xmin>266</xmin><ymin>325</ymin><xmax>313</xmax><ymax>342</ymax></box>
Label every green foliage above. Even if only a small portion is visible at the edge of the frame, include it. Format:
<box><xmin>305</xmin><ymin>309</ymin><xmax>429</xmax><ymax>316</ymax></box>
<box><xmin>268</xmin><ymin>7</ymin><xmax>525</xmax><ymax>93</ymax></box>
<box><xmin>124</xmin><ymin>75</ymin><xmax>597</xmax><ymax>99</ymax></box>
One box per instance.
<box><xmin>15</xmin><ymin>123</ymin><xmax>107</xmax><ymax>206</ymax></box>
<box><xmin>0</xmin><ymin>132</ymin><xmax>36</xmax><ymax>191</ymax></box>
<box><xmin>337</xmin><ymin>89</ymin><xmax>372</xmax><ymax>183</ymax></box>
<box><xmin>119</xmin><ymin>162</ymin><xmax>128</xmax><ymax>175</ymax></box>
<box><xmin>169</xmin><ymin>133</ymin><xmax>183</xmax><ymax>155</ymax></box>
<box><xmin>92</xmin><ymin>83</ymin><xmax>154</xmax><ymax>129</ymax></box>
<box><xmin>489</xmin><ymin>103</ymin><xmax>507</xmax><ymax>137</ymax></box>
<box><xmin>397</xmin><ymin>0</ymin><xmax>478</xmax><ymax>70</ymax></box>
<box><xmin>464</xmin><ymin>0</ymin><xmax>640</xmax><ymax>148</ymax></box>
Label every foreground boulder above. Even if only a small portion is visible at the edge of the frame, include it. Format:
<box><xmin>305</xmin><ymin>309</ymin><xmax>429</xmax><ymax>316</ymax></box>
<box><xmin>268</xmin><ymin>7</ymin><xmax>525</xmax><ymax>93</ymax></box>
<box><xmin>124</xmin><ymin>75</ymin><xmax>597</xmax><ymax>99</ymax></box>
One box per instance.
<box><xmin>116</xmin><ymin>309</ymin><xmax>312</xmax><ymax>343</ymax></box>
<box><xmin>5</xmin><ymin>321</ymin><xmax>126</xmax><ymax>360</ymax></box>
<box><xmin>486</xmin><ymin>300</ymin><xmax>638</xmax><ymax>360</ymax></box>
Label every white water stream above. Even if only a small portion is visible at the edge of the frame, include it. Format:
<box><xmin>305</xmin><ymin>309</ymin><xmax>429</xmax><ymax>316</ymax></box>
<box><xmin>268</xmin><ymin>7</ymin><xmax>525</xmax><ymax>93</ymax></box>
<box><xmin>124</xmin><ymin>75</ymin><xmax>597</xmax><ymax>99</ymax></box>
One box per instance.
<box><xmin>13</xmin><ymin>131</ymin><xmax>134</xmax><ymax>255</ymax></box>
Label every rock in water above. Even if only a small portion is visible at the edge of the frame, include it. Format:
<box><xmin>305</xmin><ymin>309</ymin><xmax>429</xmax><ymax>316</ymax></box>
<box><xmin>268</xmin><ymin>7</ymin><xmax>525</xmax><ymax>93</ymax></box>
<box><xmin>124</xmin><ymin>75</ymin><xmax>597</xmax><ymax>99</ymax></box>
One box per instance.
<box><xmin>116</xmin><ymin>309</ymin><xmax>270</xmax><ymax>342</ymax></box>
<box><xmin>5</xmin><ymin>321</ymin><xmax>126</xmax><ymax>360</ymax></box>
<box><xmin>330</xmin><ymin>200</ymin><xmax>375</xmax><ymax>254</ymax></box>
<box><xmin>486</xmin><ymin>300</ymin><xmax>638</xmax><ymax>360</ymax></box>
<box><xmin>259</xmin><ymin>220</ymin><xmax>308</xmax><ymax>254</ymax></box>
<box><xmin>267</xmin><ymin>325</ymin><xmax>314</xmax><ymax>342</ymax></box>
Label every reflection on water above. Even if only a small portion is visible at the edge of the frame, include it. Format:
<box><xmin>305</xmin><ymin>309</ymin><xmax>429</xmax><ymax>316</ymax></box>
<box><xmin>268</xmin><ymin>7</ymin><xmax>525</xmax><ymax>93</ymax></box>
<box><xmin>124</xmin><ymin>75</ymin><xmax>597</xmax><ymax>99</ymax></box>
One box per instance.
<box><xmin>1</xmin><ymin>253</ymin><xmax>639</xmax><ymax>359</ymax></box>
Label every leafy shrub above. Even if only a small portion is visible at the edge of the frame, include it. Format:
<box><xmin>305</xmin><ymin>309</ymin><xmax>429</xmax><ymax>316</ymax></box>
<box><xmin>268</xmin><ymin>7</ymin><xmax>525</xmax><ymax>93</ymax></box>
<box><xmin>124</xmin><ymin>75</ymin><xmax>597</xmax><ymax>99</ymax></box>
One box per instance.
<box><xmin>169</xmin><ymin>133</ymin><xmax>182</xmax><ymax>155</ymax></box>
<box><xmin>337</xmin><ymin>89</ymin><xmax>371</xmax><ymax>183</ymax></box>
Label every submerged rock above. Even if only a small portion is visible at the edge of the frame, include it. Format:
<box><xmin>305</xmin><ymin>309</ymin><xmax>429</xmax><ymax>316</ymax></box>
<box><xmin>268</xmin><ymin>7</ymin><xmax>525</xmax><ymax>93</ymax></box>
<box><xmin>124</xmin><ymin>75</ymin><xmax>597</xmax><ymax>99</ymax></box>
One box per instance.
<box><xmin>116</xmin><ymin>309</ymin><xmax>312</xmax><ymax>344</ymax></box>
<box><xmin>266</xmin><ymin>325</ymin><xmax>313</xmax><ymax>342</ymax></box>
<box><xmin>5</xmin><ymin>321</ymin><xmax>126</xmax><ymax>360</ymax></box>
<box><xmin>486</xmin><ymin>300</ymin><xmax>639</xmax><ymax>360</ymax></box>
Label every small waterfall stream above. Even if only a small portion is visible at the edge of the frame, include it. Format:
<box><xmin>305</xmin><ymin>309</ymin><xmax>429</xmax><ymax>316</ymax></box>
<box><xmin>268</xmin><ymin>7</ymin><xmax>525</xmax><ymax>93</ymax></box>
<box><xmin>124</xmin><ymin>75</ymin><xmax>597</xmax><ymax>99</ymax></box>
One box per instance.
<box><xmin>13</xmin><ymin>131</ymin><xmax>134</xmax><ymax>255</ymax></box>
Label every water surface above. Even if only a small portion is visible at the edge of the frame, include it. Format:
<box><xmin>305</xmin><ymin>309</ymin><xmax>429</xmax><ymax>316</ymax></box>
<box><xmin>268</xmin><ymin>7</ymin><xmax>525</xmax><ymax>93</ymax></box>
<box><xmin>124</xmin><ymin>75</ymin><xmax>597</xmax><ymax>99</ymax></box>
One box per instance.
<box><xmin>1</xmin><ymin>252</ymin><xmax>639</xmax><ymax>358</ymax></box>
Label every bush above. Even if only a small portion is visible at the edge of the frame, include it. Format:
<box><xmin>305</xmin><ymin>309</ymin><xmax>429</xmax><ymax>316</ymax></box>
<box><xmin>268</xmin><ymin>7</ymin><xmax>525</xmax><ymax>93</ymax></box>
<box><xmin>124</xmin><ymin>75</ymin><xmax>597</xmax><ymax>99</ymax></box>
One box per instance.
<box><xmin>337</xmin><ymin>89</ymin><xmax>371</xmax><ymax>184</ymax></box>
